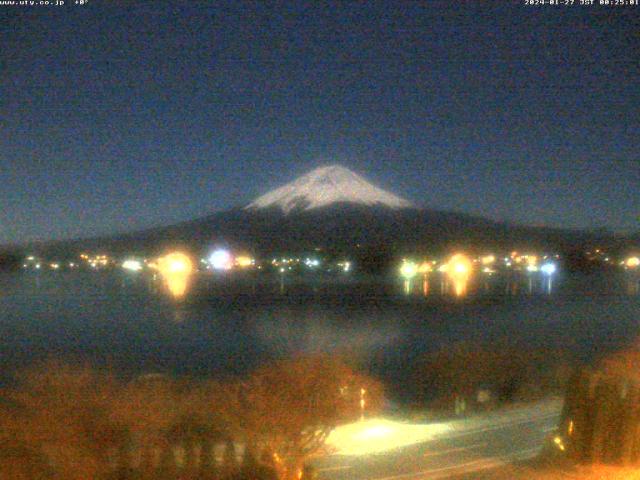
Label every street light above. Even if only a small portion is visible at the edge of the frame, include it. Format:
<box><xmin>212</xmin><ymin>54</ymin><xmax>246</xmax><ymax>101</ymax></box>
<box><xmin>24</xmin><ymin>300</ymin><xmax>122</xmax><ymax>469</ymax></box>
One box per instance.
<box><xmin>400</xmin><ymin>261</ymin><xmax>418</xmax><ymax>279</ymax></box>
<box><xmin>209</xmin><ymin>249</ymin><xmax>233</xmax><ymax>271</ymax></box>
<box><xmin>541</xmin><ymin>262</ymin><xmax>557</xmax><ymax>276</ymax></box>
<box><xmin>400</xmin><ymin>261</ymin><xmax>418</xmax><ymax>294</ymax></box>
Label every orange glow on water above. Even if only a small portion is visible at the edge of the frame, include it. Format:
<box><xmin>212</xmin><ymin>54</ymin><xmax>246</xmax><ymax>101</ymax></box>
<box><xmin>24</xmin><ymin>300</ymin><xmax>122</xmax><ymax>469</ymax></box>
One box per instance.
<box><xmin>422</xmin><ymin>278</ymin><xmax>429</xmax><ymax>296</ymax></box>
<box><xmin>446</xmin><ymin>254</ymin><xmax>473</xmax><ymax>297</ymax></box>
<box><xmin>453</xmin><ymin>281</ymin><xmax>466</xmax><ymax>297</ymax></box>
<box><xmin>157</xmin><ymin>252</ymin><xmax>194</xmax><ymax>298</ymax></box>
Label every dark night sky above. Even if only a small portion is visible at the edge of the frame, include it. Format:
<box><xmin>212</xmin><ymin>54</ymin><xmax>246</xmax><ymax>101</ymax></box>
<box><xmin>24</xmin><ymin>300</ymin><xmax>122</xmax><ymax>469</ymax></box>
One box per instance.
<box><xmin>1</xmin><ymin>1</ymin><xmax>638</xmax><ymax>245</ymax></box>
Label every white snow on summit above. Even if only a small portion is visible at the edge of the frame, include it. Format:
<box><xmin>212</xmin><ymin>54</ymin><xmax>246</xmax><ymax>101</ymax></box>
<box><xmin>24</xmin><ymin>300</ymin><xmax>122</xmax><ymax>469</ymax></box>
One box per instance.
<box><xmin>245</xmin><ymin>165</ymin><xmax>413</xmax><ymax>214</ymax></box>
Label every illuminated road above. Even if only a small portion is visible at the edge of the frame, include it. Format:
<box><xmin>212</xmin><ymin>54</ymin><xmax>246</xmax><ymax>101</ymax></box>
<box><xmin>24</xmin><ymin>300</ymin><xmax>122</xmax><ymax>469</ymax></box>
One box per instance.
<box><xmin>314</xmin><ymin>398</ymin><xmax>562</xmax><ymax>480</ymax></box>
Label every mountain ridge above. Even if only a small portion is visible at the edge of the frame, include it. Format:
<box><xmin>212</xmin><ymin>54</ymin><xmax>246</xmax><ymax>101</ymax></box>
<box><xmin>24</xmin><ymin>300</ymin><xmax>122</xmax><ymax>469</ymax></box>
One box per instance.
<box><xmin>7</xmin><ymin>165</ymin><xmax>635</xmax><ymax>259</ymax></box>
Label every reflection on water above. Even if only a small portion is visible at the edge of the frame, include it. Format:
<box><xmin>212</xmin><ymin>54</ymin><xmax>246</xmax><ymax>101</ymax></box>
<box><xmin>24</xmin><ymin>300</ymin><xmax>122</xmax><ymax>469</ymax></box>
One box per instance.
<box><xmin>395</xmin><ymin>255</ymin><xmax>573</xmax><ymax>299</ymax></box>
<box><xmin>156</xmin><ymin>252</ymin><xmax>194</xmax><ymax>299</ymax></box>
<box><xmin>253</xmin><ymin>313</ymin><xmax>403</xmax><ymax>356</ymax></box>
<box><xmin>0</xmin><ymin>269</ymin><xmax>639</xmax><ymax>402</ymax></box>
<box><xmin>452</xmin><ymin>279</ymin><xmax>468</xmax><ymax>297</ymax></box>
<box><xmin>400</xmin><ymin>270</ymin><xmax>564</xmax><ymax>298</ymax></box>
<box><xmin>172</xmin><ymin>305</ymin><xmax>188</xmax><ymax>323</ymax></box>
<box><xmin>544</xmin><ymin>276</ymin><xmax>554</xmax><ymax>295</ymax></box>
<box><xmin>445</xmin><ymin>254</ymin><xmax>472</xmax><ymax>297</ymax></box>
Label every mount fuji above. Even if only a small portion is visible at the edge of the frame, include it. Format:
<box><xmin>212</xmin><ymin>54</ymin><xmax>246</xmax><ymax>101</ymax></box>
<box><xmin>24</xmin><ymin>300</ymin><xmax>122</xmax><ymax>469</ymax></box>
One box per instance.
<box><xmin>28</xmin><ymin>165</ymin><xmax>618</xmax><ymax>265</ymax></box>
<box><xmin>245</xmin><ymin>165</ymin><xmax>413</xmax><ymax>214</ymax></box>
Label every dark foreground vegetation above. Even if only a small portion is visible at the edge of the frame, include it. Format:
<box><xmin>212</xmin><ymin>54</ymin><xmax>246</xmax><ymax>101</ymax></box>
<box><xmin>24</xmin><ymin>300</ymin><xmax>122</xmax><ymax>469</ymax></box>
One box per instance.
<box><xmin>485</xmin><ymin>345</ymin><xmax>640</xmax><ymax>479</ymax></box>
<box><xmin>561</xmin><ymin>348</ymin><xmax>640</xmax><ymax>466</ymax></box>
<box><xmin>412</xmin><ymin>341</ymin><xmax>572</xmax><ymax>417</ymax></box>
<box><xmin>0</xmin><ymin>356</ymin><xmax>383</xmax><ymax>480</ymax></box>
<box><xmin>0</xmin><ymin>343</ymin><xmax>583</xmax><ymax>480</ymax></box>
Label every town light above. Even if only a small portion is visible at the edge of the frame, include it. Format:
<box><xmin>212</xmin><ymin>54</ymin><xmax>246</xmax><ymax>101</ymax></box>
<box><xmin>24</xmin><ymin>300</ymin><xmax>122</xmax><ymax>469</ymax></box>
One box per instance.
<box><xmin>122</xmin><ymin>259</ymin><xmax>143</xmax><ymax>272</ymax></box>
<box><xmin>541</xmin><ymin>262</ymin><xmax>557</xmax><ymax>276</ymax></box>
<box><xmin>418</xmin><ymin>261</ymin><xmax>432</xmax><ymax>274</ymax></box>
<box><xmin>400</xmin><ymin>261</ymin><xmax>418</xmax><ymax>280</ymax></box>
<box><xmin>480</xmin><ymin>255</ymin><xmax>495</xmax><ymax>265</ymax></box>
<box><xmin>209</xmin><ymin>249</ymin><xmax>233</xmax><ymax>270</ymax></box>
<box><xmin>626</xmin><ymin>257</ymin><xmax>640</xmax><ymax>269</ymax></box>
<box><xmin>453</xmin><ymin>262</ymin><xmax>468</xmax><ymax>274</ymax></box>
<box><xmin>304</xmin><ymin>258</ymin><xmax>320</xmax><ymax>268</ymax></box>
<box><xmin>235</xmin><ymin>255</ymin><xmax>254</xmax><ymax>268</ymax></box>
<box><xmin>338</xmin><ymin>261</ymin><xmax>351</xmax><ymax>272</ymax></box>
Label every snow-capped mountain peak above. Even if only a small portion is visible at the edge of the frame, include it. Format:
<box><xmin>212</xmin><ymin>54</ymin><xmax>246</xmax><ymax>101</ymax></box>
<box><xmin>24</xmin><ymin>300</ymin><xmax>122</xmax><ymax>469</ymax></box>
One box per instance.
<box><xmin>245</xmin><ymin>165</ymin><xmax>413</xmax><ymax>214</ymax></box>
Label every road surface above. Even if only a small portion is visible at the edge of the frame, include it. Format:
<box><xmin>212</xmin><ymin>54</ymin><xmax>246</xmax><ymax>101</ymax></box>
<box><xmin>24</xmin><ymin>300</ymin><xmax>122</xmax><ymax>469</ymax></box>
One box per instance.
<box><xmin>314</xmin><ymin>398</ymin><xmax>563</xmax><ymax>480</ymax></box>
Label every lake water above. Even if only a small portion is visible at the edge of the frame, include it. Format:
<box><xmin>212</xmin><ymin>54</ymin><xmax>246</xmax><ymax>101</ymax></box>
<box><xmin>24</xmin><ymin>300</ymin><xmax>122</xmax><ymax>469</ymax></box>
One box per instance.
<box><xmin>1</xmin><ymin>269</ymin><xmax>639</xmax><ymax>402</ymax></box>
